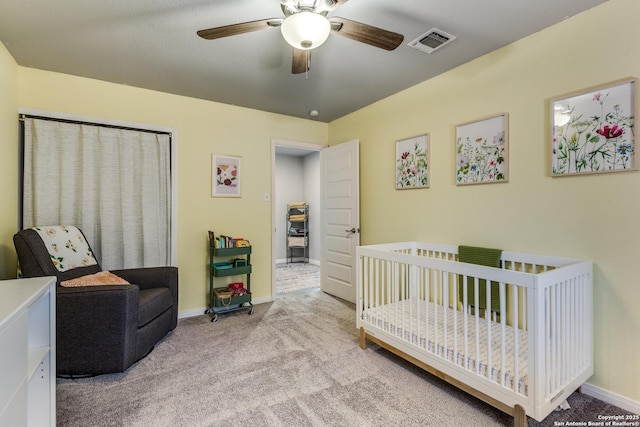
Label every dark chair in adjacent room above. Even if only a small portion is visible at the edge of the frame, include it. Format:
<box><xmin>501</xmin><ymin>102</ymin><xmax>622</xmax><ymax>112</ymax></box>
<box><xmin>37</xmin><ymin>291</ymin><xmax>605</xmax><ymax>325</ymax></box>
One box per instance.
<box><xmin>13</xmin><ymin>225</ymin><xmax>178</xmax><ymax>377</ymax></box>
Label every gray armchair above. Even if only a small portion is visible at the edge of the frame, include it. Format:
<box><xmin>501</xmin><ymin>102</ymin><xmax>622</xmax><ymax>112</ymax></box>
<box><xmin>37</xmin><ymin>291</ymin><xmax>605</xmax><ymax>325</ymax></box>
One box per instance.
<box><xmin>13</xmin><ymin>226</ymin><xmax>178</xmax><ymax>377</ymax></box>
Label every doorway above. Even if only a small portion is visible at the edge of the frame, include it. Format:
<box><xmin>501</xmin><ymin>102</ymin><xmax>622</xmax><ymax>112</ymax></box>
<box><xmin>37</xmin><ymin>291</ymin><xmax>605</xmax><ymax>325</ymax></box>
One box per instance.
<box><xmin>271</xmin><ymin>139</ymin><xmax>325</xmax><ymax>297</ymax></box>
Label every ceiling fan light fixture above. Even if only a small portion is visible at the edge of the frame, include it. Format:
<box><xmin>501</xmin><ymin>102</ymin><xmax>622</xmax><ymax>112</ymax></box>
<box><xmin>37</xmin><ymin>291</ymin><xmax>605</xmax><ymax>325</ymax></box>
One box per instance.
<box><xmin>281</xmin><ymin>11</ymin><xmax>331</xmax><ymax>50</ymax></box>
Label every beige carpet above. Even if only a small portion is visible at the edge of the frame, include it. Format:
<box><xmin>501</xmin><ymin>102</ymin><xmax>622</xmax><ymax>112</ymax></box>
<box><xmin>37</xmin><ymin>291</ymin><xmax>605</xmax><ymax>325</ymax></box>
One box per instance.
<box><xmin>57</xmin><ymin>289</ymin><xmax>632</xmax><ymax>426</ymax></box>
<box><xmin>275</xmin><ymin>262</ymin><xmax>319</xmax><ymax>295</ymax></box>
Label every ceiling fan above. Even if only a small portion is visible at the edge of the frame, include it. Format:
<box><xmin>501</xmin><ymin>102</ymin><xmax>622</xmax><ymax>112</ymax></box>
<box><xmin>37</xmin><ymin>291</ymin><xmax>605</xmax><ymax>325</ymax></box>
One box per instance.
<box><xmin>197</xmin><ymin>0</ymin><xmax>404</xmax><ymax>74</ymax></box>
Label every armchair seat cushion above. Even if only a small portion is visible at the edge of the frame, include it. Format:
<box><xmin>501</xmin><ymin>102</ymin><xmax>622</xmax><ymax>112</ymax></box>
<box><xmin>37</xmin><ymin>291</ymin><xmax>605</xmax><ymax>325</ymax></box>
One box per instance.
<box><xmin>138</xmin><ymin>287</ymin><xmax>174</xmax><ymax>328</ymax></box>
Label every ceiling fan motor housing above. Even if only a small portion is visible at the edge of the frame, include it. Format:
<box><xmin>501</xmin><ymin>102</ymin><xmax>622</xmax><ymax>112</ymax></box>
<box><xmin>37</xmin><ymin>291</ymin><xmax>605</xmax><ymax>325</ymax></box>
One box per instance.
<box><xmin>280</xmin><ymin>0</ymin><xmax>334</xmax><ymax>16</ymax></box>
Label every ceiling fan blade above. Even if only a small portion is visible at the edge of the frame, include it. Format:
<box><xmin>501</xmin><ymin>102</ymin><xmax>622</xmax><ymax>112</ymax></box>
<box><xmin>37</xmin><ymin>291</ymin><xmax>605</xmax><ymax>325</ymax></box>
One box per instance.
<box><xmin>292</xmin><ymin>48</ymin><xmax>310</xmax><ymax>74</ymax></box>
<box><xmin>330</xmin><ymin>17</ymin><xmax>404</xmax><ymax>51</ymax></box>
<box><xmin>197</xmin><ymin>18</ymin><xmax>282</xmax><ymax>40</ymax></box>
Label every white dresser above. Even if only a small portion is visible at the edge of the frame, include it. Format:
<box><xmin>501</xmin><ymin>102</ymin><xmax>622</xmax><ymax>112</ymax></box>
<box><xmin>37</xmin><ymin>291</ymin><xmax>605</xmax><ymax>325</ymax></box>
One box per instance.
<box><xmin>0</xmin><ymin>276</ymin><xmax>56</xmax><ymax>427</ymax></box>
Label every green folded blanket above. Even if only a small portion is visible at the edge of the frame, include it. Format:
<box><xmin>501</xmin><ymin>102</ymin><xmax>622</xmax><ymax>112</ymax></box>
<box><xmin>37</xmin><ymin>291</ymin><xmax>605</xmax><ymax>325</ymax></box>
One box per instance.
<box><xmin>457</xmin><ymin>245</ymin><xmax>503</xmax><ymax>314</ymax></box>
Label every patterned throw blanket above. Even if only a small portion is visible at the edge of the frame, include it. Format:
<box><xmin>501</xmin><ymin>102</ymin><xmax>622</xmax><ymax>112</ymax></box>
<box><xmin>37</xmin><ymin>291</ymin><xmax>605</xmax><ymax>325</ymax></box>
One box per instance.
<box><xmin>32</xmin><ymin>225</ymin><xmax>98</xmax><ymax>271</ymax></box>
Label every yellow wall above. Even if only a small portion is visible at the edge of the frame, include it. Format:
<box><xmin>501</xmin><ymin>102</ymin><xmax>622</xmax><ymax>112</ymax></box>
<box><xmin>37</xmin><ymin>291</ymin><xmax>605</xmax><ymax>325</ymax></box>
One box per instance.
<box><xmin>0</xmin><ymin>43</ymin><xmax>19</xmax><ymax>279</ymax></box>
<box><xmin>13</xmin><ymin>68</ymin><xmax>328</xmax><ymax>312</ymax></box>
<box><xmin>329</xmin><ymin>0</ymin><xmax>639</xmax><ymax>404</ymax></box>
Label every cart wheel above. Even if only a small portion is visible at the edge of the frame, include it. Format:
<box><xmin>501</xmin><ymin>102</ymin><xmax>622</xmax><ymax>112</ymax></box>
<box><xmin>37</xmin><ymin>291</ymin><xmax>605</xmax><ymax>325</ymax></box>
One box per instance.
<box><xmin>248</xmin><ymin>307</ymin><xmax>254</xmax><ymax>315</ymax></box>
<box><xmin>204</xmin><ymin>308</ymin><xmax>210</xmax><ymax>314</ymax></box>
<box><xmin>211</xmin><ymin>314</ymin><xmax>218</xmax><ymax>322</ymax></box>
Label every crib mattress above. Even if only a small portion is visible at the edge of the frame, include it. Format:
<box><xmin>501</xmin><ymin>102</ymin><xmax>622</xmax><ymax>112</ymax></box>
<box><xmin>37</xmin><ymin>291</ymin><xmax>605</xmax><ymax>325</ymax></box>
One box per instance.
<box><xmin>363</xmin><ymin>298</ymin><xmax>528</xmax><ymax>395</ymax></box>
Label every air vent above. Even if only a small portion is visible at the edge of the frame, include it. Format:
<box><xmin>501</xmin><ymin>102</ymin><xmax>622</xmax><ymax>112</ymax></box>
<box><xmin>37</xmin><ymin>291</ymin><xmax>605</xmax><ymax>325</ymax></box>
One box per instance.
<box><xmin>408</xmin><ymin>28</ymin><xmax>456</xmax><ymax>54</ymax></box>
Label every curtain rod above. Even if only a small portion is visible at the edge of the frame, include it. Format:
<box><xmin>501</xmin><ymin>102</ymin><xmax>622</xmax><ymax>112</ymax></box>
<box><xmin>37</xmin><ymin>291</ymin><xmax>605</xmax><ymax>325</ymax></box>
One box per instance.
<box><xmin>19</xmin><ymin>114</ymin><xmax>172</xmax><ymax>136</ymax></box>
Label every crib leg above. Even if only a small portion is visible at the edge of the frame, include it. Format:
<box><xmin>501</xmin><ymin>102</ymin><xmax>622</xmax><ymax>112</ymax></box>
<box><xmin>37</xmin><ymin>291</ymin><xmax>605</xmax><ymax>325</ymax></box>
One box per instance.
<box><xmin>359</xmin><ymin>327</ymin><xmax>367</xmax><ymax>350</ymax></box>
<box><xmin>514</xmin><ymin>404</ymin><xmax>527</xmax><ymax>427</ymax></box>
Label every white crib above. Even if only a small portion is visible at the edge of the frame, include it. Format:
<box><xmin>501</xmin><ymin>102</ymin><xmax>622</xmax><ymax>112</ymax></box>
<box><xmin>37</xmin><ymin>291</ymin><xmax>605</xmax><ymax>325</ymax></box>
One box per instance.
<box><xmin>356</xmin><ymin>242</ymin><xmax>593</xmax><ymax>426</ymax></box>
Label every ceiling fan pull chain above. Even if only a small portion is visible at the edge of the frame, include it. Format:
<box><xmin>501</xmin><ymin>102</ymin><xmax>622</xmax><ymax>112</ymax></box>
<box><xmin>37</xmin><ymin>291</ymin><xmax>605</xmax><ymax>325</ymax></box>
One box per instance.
<box><xmin>305</xmin><ymin>50</ymin><xmax>310</xmax><ymax>80</ymax></box>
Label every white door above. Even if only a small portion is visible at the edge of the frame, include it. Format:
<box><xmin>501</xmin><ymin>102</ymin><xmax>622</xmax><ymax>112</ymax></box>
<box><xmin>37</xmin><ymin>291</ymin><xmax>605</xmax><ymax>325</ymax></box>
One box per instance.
<box><xmin>320</xmin><ymin>140</ymin><xmax>360</xmax><ymax>303</ymax></box>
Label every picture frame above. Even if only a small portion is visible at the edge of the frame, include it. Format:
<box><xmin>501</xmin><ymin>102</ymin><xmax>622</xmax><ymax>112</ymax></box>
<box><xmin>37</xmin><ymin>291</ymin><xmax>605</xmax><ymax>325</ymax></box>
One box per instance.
<box><xmin>550</xmin><ymin>77</ymin><xmax>636</xmax><ymax>176</ymax></box>
<box><xmin>212</xmin><ymin>155</ymin><xmax>241</xmax><ymax>197</ymax></box>
<box><xmin>395</xmin><ymin>133</ymin><xmax>430</xmax><ymax>189</ymax></box>
<box><xmin>455</xmin><ymin>113</ymin><xmax>508</xmax><ymax>185</ymax></box>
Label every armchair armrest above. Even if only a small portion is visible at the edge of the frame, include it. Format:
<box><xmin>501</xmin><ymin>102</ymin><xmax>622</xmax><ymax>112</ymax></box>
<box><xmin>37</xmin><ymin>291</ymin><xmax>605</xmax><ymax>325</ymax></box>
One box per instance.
<box><xmin>111</xmin><ymin>266</ymin><xmax>179</xmax><ymax>329</ymax></box>
<box><xmin>111</xmin><ymin>266</ymin><xmax>178</xmax><ymax>293</ymax></box>
<box><xmin>56</xmin><ymin>285</ymin><xmax>138</xmax><ymax>376</ymax></box>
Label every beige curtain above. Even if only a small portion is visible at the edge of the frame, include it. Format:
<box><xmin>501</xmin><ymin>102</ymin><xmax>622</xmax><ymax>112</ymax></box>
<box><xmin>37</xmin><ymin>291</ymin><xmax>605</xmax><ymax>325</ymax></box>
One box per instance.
<box><xmin>22</xmin><ymin>117</ymin><xmax>171</xmax><ymax>269</ymax></box>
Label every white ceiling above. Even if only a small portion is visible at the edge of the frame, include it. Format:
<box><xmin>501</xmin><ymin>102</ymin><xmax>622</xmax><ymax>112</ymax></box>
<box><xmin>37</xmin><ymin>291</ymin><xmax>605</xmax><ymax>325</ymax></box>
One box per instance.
<box><xmin>0</xmin><ymin>0</ymin><xmax>607</xmax><ymax>122</ymax></box>
<box><xmin>275</xmin><ymin>145</ymin><xmax>319</xmax><ymax>157</ymax></box>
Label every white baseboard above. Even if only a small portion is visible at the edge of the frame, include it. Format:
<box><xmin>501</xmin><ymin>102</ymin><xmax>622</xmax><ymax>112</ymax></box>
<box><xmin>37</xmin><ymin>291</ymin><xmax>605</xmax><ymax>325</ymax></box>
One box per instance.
<box><xmin>178</xmin><ymin>296</ymin><xmax>274</xmax><ymax>319</ymax></box>
<box><xmin>581</xmin><ymin>383</ymin><xmax>640</xmax><ymax>415</ymax></box>
<box><xmin>178</xmin><ymin>307</ymin><xmax>207</xmax><ymax>319</ymax></box>
<box><xmin>251</xmin><ymin>295</ymin><xmax>274</xmax><ymax>305</ymax></box>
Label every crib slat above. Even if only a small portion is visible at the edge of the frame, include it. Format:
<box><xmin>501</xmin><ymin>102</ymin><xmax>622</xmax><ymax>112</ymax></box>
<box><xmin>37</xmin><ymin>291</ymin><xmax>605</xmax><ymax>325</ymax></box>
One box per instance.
<box><xmin>372</xmin><ymin>258</ymin><xmax>377</xmax><ymax>327</ymax></box>
<box><xmin>556</xmin><ymin>283</ymin><xmax>561</xmax><ymax>391</ymax></box>
<box><xmin>408</xmin><ymin>263</ymin><xmax>414</xmax><ymax>344</ymax></box>
<box><xmin>385</xmin><ymin>260</ymin><xmax>389</xmax><ymax>333</ymax></box>
<box><xmin>463</xmin><ymin>275</ymin><xmax>469</xmax><ymax>370</ymax></box>
<box><xmin>395</xmin><ymin>261</ymin><xmax>399</xmax><ymax>335</ymax></box>
<box><xmin>562</xmin><ymin>280</ymin><xmax>568</xmax><ymax>386</ymax></box>
<box><xmin>572</xmin><ymin>277</ymin><xmax>579</xmax><ymax>377</ymax></box>
<box><xmin>404</xmin><ymin>262</ymin><xmax>408</xmax><ymax>338</ymax></box>
<box><xmin>363</xmin><ymin>256</ymin><xmax>368</xmax><ymax>323</ymax></box>
<box><xmin>500</xmin><ymin>282</ymin><xmax>506</xmax><ymax>388</ymax></box>
<box><xmin>512</xmin><ymin>283</ymin><xmax>519</xmax><ymax>392</ymax></box>
<box><xmin>420</xmin><ymin>266</ymin><xmax>426</xmax><ymax>350</ymax></box>
<box><xmin>571</xmin><ymin>277</ymin><xmax>577</xmax><ymax>380</ymax></box>
<box><xmin>486</xmin><ymin>278</ymin><xmax>492</xmax><ymax>383</ymax></box>
<box><xmin>424</xmin><ymin>269</ymin><xmax>433</xmax><ymax>351</ymax></box>
<box><xmin>399</xmin><ymin>262</ymin><xmax>403</xmax><ymax>337</ymax></box>
<box><xmin>551</xmin><ymin>284</ymin><xmax>557</xmax><ymax>393</ymax></box>
<box><xmin>557</xmin><ymin>281</ymin><xmax>563</xmax><ymax>388</ymax></box>
<box><xmin>522</xmin><ymin>286</ymin><xmax>528</xmax><ymax>334</ymax></box>
<box><xmin>474</xmin><ymin>277</ymin><xmax>480</xmax><ymax>376</ymax></box>
<box><xmin>359</xmin><ymin>257</ymin><xmax>373</xmax><ymax>322</ymax></box>
<box><xmin>416</xmin><ymin>267</ymin><xmax>422</xmax><ymax>348</ymax></box>
<box><xmin>545</xmin><ymin>286</ymin><xmax>552</xmax><ymax>397</ymax></box>
<box><xmin>444</xmin><ymin>271</ymin><xmax>449</xmax><ymax>361</ymax></box>
<box><xmin>434</xmin><ymin>270</ymin><xmax>440</xmax><ymax>356</ymax></box>
<box><xmin>548</xmin><ymin>285</ymin><xmax>553</xmax><ymax>395</ymax></box>
<box><xmin>391</xmin><ymin>259</ymin><xmax>396</xmax><ymax>333</ymax></box>
<box><xmin>362</xmin><ymin>256</ymin><xmax>367</xmax><ymax>322</ymax></box>
<box><xmin>453</xmin><ymin>274</ymin><xmax>459</xmax><ymax>366</ymax></box>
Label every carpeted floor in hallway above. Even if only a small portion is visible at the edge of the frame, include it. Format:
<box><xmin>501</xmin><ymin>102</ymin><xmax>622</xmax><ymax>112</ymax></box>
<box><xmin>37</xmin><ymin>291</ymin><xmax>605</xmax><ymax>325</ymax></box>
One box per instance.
<box><xmin>275</xmin><ymin>262</ymin><xmax>319</xmax><ymax>295</ymax></box>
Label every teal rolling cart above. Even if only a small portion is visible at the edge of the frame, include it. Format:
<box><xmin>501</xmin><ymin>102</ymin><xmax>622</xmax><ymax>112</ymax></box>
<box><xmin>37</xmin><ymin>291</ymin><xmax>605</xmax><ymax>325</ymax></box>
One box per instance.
<box><xmin>206</xmin><ymin>231</ymin><xmax>253</xmax><ymax>322</ymax></box>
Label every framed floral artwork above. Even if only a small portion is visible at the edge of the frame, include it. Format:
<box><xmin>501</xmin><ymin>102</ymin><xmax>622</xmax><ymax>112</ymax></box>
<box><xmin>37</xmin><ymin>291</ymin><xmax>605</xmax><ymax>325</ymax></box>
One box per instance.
<box><xmin>551</xmin><ymin>78</ymin><xmax>636</xmax><ymax>176</ymax></box>
<box><xmin>395</xmin><ymin>134</ymin><xmax>429</xmax><ymax>189</ymax></box>
<box><xmin>212</xmin><ymin>155</ymin><xmax>241</xmax><ymax>197</ymax></box>
<box><xmin>455</xmin><ymin>113</ymin><xmax>508</xmax><ymax>185</ymax></box>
